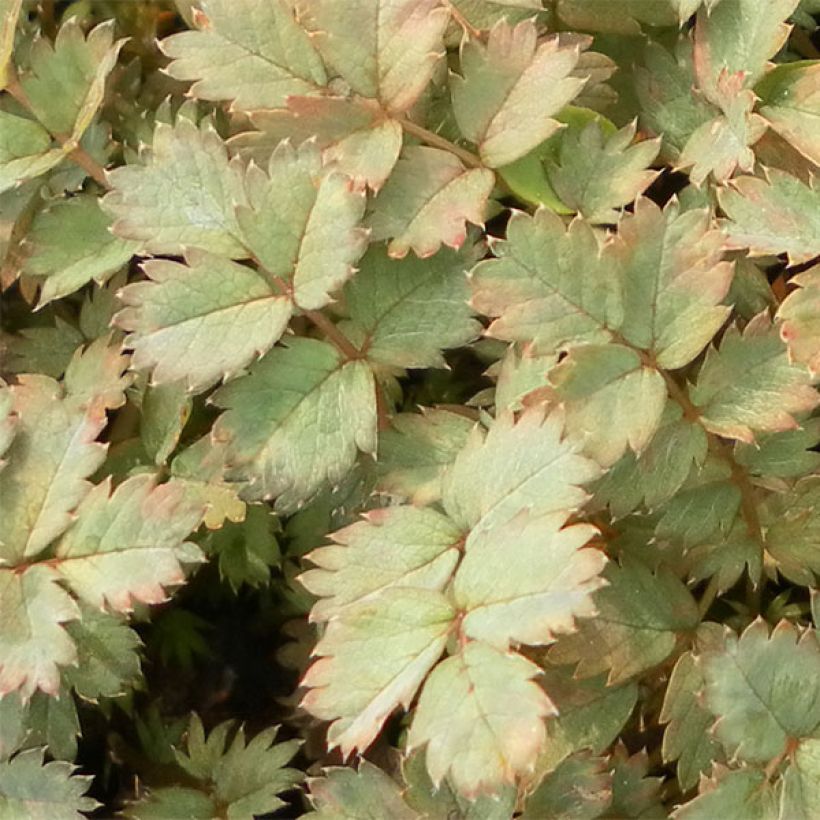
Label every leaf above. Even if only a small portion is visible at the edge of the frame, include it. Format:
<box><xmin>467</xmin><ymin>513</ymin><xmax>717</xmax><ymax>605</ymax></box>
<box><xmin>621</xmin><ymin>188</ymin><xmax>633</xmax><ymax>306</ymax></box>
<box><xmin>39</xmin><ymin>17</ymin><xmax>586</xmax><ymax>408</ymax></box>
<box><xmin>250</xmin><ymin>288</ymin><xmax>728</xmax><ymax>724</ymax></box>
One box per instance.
<box><xmin>236</xmin><ymin>140</ymin><xmax>368</xmax><ymax>310</ymax></box>
<box><xmin>450</xmin><ymin>0</ymin><xmax>543</xmax><ymax>32</ymax></box>
<box><xmin>104</xmin><ymin>119</ymin><xmax>247</xmax><ymax>257</ymax></box>
<box><xmin>301</xmin><ymin>588</ymin><xmax>454</xmax><ymax>756</ymax></box>
<box><xmin>296</xmin><ymin>0</ymin><xmax>449</xmax><ymax>113</ymax></box>
<box><xmin>0</xmin><ymin>0</ymin><xmax>23</xmax><ymax>89</ymax></box>
<box><xmin>545</xmin><ymin>121</ymin><xmax>659</xmax><ymax>223</ymax></box>
<box><xmin>606</xmin><ymin>746</ymin><xmax>665</xmax><ymax>819</ymax></box>
<box><xmin>231</xmin><ymin>96</ymin><xmax>403</xmax><ymax>192</ymax></box>
<box><xmin>212</xmin><ymin>338</ymin><xmax>377</xmax><ymax>511</ymax></box>
<box><xmin>549</xmin><ymin>559</ymin><xmax>699</xmax><ymax>684</ymax></box>
<box><xmin>346</xmin><ymin>242</ymin><xmax>481</xmax><ymax>368</ymax></box>
<box><xmin>367</xmin><ymin>146</ymin><xmax>494</xmax><ymax>259</ymax></box>
<box><xmin>494</xmin><ymin>344</ymin><xmax>555</xmax><ymax>413</ymax></box>
<box><xmin>757</xmin><ymin>60</ymin><xmax>820</xmax><ymax>166</ymax></box>
<box><xmin>140</xmin><ymin>382</ymin><xmax>191</xmax><ymax>466</ymax></box>
<box><xmin>470</xmin><ymin>209</ymin><xmax>617</xmax><ymax>354</ymax></box>
<box><xmin>53</xmin><ymin>474</ymin><xmax>204</xmax><ymax>612</ymax></box>
<box><xmin>375</xmin><ymin>408</ymin><xmax>475</xmax><ymax>505</ymax></box>
<box><xmin>300</xmin><ymin>506</ymin><xmax>462</xmax><ymax>621</ymax></box>
<box><xmin>702</xmin><ymin>619</ymin><xmax>820</xmax><ymax>763</ymax></box>
<box><xmin>0</xmin><ymin>111</ymin><xmax>64</xmax><ymax>195</ymax></box>
<box><xmin>690</xmin><ymin>314</ymin><xmax>819</xmax><ymax>444</ymax></box>
<box><xmin>0</xmin><ymin>376</ymin><xmax>110</xmax><ymax>563</ymax></box>
<box><xmin>442</xmin><ymin>406</ymin><xmax>601</xmax><ymax>534</ymax></box>
<box><xmin>5</xmin><ymin>319</ymin><xmax>85</xmax><ymax>380</ymax></box>
<box><xmin>734</xmin><ymin>420</ymin><xmax>820</xmax><ymax>478</ymax></box>
<box><xmin>407</xmin><ymin>641</ymin><xmax>554</xmax><ymax>797</ymax></box>
<box><xmin>307</xmin><ymin>762</ymin><xmax>417</xmax><ymax>820</ymax></box>
<box><xmin>777</xmin><ymin>264</ymin><xmax>820</xmax><ymax>377</ymax></box>
<box><xmin>202</xmin><ymin>504</ymin><xmax>280</xmax><ymax>592</ymax></box>
<box><xmin>693</xmin><ymin>0</ymin><xmax>799</xmax><ymax>100</ymax></box>
<box><xmin>161</xmin><ymin>0</ymin><xmax>327</xmax><ymax>110</ymax></box>
<box><xmin>0</xmin><ymin>566</ymin><xmax>79</xmax><ymax>699</ymax></box>
<box><xmin>454</xmin><ymin>510</ymin><xmax>605</xmax><ymax>648</ymax></box>
<box><xmin>547</xmin><ymin>344</ymin><xmax>668</xmax><ymax>466</ymax></box>
<box><xmin>22</xmin><ymin>688</ymin><xmax>80</xmax><ymax>762</ymax></box>
<box><xmin>451</xmin><ymin>20</ymin><xmax>584</xmax><ymax>167</ymax></box>
<box><xmin>522</xmin><ymin>753</ymin><xmax>611</xmax><ymax>820</ymax></box>
<box><xmin>0</xmin><ymin>749</ymin><xmax>97</xmax><ymax>819</ymax></box>
<box><xmin>63</xmin><ymin>608</ymin><xmax>142</xmax><ymax>701</ymax></box>
<box><xmin>780</xmin><ymin>738</ymin><xmax>820</xmax><ymax>820</ymax></box>
<box><xmin>555</xmin><ymin>0</ymin><xmax>679</xmax><ymax>34</ymax></box>
<box><xmin>116</xmin><ymin>251</ymin><xmax>291</xmax><ymax>391</ymax></box>
<box><xmin>24</xmin><ymin>196</ymin><xmax>137</xmax><ymax>307</ymax></box>
<box><xmin>718</xmin><ymin>170</ymin><xmax>820</xmax><ymax>265</ymax></box>
<box><xmin>677</xmin><ymin>74</ymin><xmax>767</xmax><ymax>186</ymax></box>
<box><xmin>660</xmin><ymin>625</ymin><xmax>725</xmax><ymax>790</ymax></box>
<box><xmin>19</xmin><ymin>20</ymin><xmax>123</xmax><ymax>140</ymax></box>
<box><xmin>673</xmin><ymin>767</ymin><xmax>778</xmax><ymax>820</ymax></box>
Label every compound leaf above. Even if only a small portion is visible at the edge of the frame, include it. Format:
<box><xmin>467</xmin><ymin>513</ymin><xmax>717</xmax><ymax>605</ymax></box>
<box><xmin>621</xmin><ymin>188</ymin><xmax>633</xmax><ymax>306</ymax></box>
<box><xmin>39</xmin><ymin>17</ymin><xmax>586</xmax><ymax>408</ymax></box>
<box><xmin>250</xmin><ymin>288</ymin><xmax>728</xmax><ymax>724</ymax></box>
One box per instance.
<box><xmin>451</xmin><ymin>20</ymin><xmax>584</xmax><ymax>167</ymax></box>
<box><xmin>53</xmin><ymin>474</ymin><xmax>204</xmax><ymax>612</ymax></box>
<box><xmin>161</xmin><ymin>0</ymin><xmax>326</xmax><ymax>110</ymax></box>
<box><xmin>237</xmin><ymin>140</ymin><xmax>368</xmax><ymax>311</ymax></box>
<box><xmin>367</xmin><ymin>146</ymin><xmax>494</xmax><ymax>259</ymax></box>
<box><xmin>116</xmin><ymin>251</ymin><xmax>291</xmax><ymax>391</ymax></box>
<box><xmin>212</xmin><ymin>338</ymin><xmax>377</xmax><ymax>511</ymax></box>
<box><xmin>408</xmin><ymin>641</ymin><xmax>554</xmax><ymax>797</ymax></box>
<box><xmin>301</xmin><ymin>588</ymin><xmax>454</xmax><ymax>757</ymax></box>
<box><xmin>297</xmin><ymin>0</ymin><xmax>448</xmax><ymax>113</ymax></box>
<box><xmin>347</xmin><ymin>242</ymin><xmax>481</xmax><ymax>369</ymax></box>
<box><xmin>105</xmin><ymin>119</ymin><xmax>247</xmax><ymax>257</ymax></box>
<box><xmin>454</xmin><ymin>511</ymin><xmax>605</xmax><ymax>648</ymax></box>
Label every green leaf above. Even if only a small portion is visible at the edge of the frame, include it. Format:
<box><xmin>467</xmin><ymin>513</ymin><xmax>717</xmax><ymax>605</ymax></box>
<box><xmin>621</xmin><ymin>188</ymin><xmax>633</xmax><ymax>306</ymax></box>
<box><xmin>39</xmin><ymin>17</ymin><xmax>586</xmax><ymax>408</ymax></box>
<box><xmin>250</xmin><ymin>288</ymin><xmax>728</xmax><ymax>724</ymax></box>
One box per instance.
<box><xmin>231</xmin><ymin>96</ymin><xmax>403</xmax><ymax>192</ymax></box>
<box><xmin>692</xmin><ymin>0</ymin><xmax>799</xmax><ymax>99</ymax></box>
<box><xmin>0</xmin><ymin>0</ymin><xmax>23</xmax><ymax>89</ymax></box>
<box><xmin>523</xmin><ymin>752</ymin><xmax>611</xmax><ymax>820</ymax></box>
<box><xmin>549</xmin><ymin>559</ymin><xmax>699</xmax><ymax>684</ymax></box>
<box><xmin>555</xmin><ymin>0</ymin><xmax>679</xmax><ymax>34</ymax></box>
<box><xmin>19</xmin><ymin>20</ymin><xmax>123</xmax><ymax>140</ymax></box>
<box><xmin>367</xmin><ymin>146</ymin><xmax>494</xmax><ymax>259</ymax></box>
<box><xmin>734</xmin><ymin>420</ymin><xmax>820</xmax><ymax>478</ymax></box>
<box><xmin>104</xmin><ymin>119</ymin><xmax>247</xmax><ymax>257</ymax></box>
<box><xmin>116</xmin><ymin>251</ymin><xmax>290</xmax><ymax>391</ymax></box>
<box><xmin>307</xmin><ymin>762</ymin><xmax>416</xmax><ymax>820</ymax></box>
<box><xmin>450</xmin><ymin>0</ymin><xmax>542</xmax><ymax>32</ymax></box>
<box><xmin>690</xmin><ymin>314</ymin><xmax>819</xmax><ymax>444</ymax></box>
<box><xmin>661</xmin><ymin>625</ymin><xmax>725</xmax><ymax>790</ymax></box>
<box><xmin>375</xmin><ymin>408</ymin><xmax>475</xmax><ymax>505</ymax></box>
<box><xmin>780</xmin><ymin>738</ymin><xmax>820</xmax><ymax>820</ymax></box>
<box><xmin>53</xmin><ymin>474</ymin><xmax>204</xmax><ymax>611</ymax></box>
<box><xmin>0</xmin><ymin>375</ymin><xmax>110</xmax><ymax>563</ymax></box>
<box><xmin>63</xmin><ymin>608</ymin><xmax>141</xmax><ymax>700</ymax></box>
<box><xmin>451</xmin><ymin>20</ymin><xmax>584</xmax><ymax>167</ymax></box>
<box><xmin>673</xmin><ymin>767</ymin><xmax>778</xmax><ymax>820</ymax></box>
<box><xmin>0</xmin><ymin>749</ymin><xmax>97</xmax><ymax>819</ymax></box>
<box><xmin>124</xmin><ymin>787</ymin><xmax>214</xmax><ymax>820</ymax></box>
<box><xmin>0</xmin><ymin>566</ymin><xmax>79</xmax><ymax>699</ymax></box>
<box><xmin>442</xmin><ymin>407</ymin><xmax>601</xmax><ymax>534</ymax></box>
<box><xmin>470</xmin><ymin>209</ymin><xmax>617</xmax><ymax>354</ymax></box>
<box><xmin>297</xmin><ymin>0</ymin><xmax>449</xmax><ymax>113</ymax></box>
<box><xmin>777</xmin><ymin>264</ymin><xmax>820</xmax><ymax>377</ymax></box>
<box><xmin>212</xmin><ymin>338</ymin><xmax>377</xmax><ymax>511</ymax></box>
<box><xmin>702</xmin><ymin>619</ymin><xmax>820</xmax><ymax>763</ymax></box>
<box><xmin>494</xmin><ymin>344</ymin><xmax>554</xmax><ymax>413</ymax></box>
<box><xmin>454</xmin><ymin>510</ymin><xmax>605</xmax><ymax>648</ymax></box>
<box><xmin>408</xmin><ymin>641</ymin><xmax>554</xmax><ymax>797</ymax></box>
<box><xmin>24</xmin><ymin>196</ymin><xmax>137</xmax><ymax>307</ymax></box>
<box><xmin>140</xmin><ymin>382</ymin><xmax>191</xmax><ymax>466</ymax></box>
<box><xmin>718</xmin><ymin>170</ymin><xmax>820</xmax><ymax>264</ymax></box>
<box><xmin>757</xmin><ymin>61</ymin><xmax>820</xmax><ymax>166</ymax></box>
<box><xmin>347</xmin><ymin>242</ymin><xmax>481</xmax><ymax>368</ymax></box>
<box><xmin>161</xmin><ymin>0</ymin><xmax>327</xmax><ymax>110</ymax></box>
<box><xmin>606</xmin><ymin>746</ymin><xmax>665</xmax><ymax>819</ymax></box>
<box><xmin>548</xmin><ymin>344</ymin><xmax>668</xmax><ymax>466</ymax></box>
<box><xmin>236</xmin><ymin>140</ymin><xmax>368</xmax><ymax>310</ymax></box>
<box><xmin>0</xmin><ymin>111</ymin><xmax>64</xmax><ymax>194</ymax></box>
<box><xmin>301</xmin><ymin>588</ymin><xmax>454</xmax><ymax>756</ymax></box>
<box><xmin>545</xmin><ymin>121</ymin><xmax>659</xmax><ymax>223</ymax></box>
<box><xmin>203</xmin><ymin>504</ymin><xmax>280</xmax><ymax>592</ymax></box>
<box><xmin>615</xmin><ymin>198</ymin><xmax>733</xmax><ymax>369</ymax></box>
<box><xmin>300</xmin><ymin>506</ymin><xmax>462</xmax><ymax>621</ymax></box>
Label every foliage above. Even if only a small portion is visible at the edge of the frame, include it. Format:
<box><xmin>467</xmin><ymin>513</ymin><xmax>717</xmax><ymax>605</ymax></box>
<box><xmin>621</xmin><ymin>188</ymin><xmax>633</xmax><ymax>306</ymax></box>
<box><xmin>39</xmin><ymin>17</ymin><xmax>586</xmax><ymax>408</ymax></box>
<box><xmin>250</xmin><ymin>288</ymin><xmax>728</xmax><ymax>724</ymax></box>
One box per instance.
<box><xmin>0</xmin><ymin>0</ymin><xmax>819</xmax><ymax>815</ymax></box>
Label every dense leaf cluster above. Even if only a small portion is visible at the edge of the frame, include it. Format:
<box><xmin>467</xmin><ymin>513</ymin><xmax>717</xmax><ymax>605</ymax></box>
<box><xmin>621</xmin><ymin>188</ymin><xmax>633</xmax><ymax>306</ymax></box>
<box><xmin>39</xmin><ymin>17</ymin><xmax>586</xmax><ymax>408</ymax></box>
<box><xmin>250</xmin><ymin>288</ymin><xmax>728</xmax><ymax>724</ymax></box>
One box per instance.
<box><xmin>1</xmin><ymin>0</ymin><xmax>819</xmax><ymax>816</ymax></box>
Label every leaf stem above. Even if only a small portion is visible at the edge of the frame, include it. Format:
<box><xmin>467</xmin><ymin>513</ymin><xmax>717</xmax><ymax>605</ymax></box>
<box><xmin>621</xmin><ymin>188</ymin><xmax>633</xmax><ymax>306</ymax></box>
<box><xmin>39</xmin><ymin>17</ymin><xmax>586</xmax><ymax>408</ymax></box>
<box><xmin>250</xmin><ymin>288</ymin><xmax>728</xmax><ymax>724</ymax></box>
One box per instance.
<box><xmin>399</xmin><ymin>118</ymin><xmax>485</xmax><ymax>169</ymax></box>
<box><xmin>4</xmin><ymin>68</ymin><xmax>110</xmax><ymax>188</ymax></box>
<box><xmin>442</xmin><ymin>0</ymin><xmax>482</xmax><ymax>39</ymax></box>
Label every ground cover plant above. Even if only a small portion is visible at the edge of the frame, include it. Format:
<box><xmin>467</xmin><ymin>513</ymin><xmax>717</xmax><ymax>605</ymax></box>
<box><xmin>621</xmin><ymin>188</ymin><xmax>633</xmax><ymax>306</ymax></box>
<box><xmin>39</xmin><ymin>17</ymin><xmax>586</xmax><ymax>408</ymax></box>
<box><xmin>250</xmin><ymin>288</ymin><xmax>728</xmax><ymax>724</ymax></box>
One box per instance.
<box><xmin>1</xmin><ymin>0</ymin><xmax>819</xmax><ymax>816</ymax></box>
